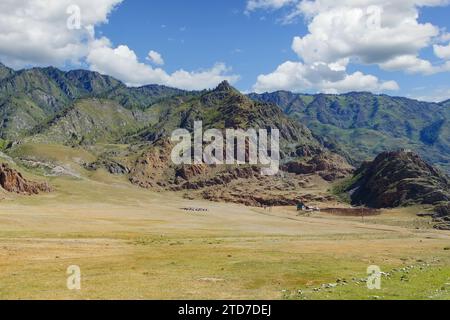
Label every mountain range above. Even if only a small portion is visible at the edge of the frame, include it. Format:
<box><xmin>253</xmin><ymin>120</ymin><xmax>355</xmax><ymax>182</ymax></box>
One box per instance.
<box><xmin>249</xmin><ymin>91</ymin><xmax>450</xmax><ymax>173</ymax></box>
<box><xmin>0</xmin><ymin>62</ymin><xmax>185</xmax><ymax>141</ymax></box>
<box><xmin>0</xmin><ymin>62</ymin><xmax>448</xmax><ymax>214</ymax></box>
<box><xmin>1</xmin><ymin>62</ymin><xmax>448</xmax><ymax>174</ymax></box>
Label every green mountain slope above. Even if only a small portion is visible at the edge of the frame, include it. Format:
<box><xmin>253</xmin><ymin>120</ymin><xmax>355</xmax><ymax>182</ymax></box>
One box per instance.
<box><xmin>249</xmin><ymin>91</ymin><xmax>450</xmax><ymax>173</ymax></box>
<box><xmin>127</xmin><ymin>82</ymin><xmax>353</xmax><ymax>192</ymax></box>
<box><xmin>104</xmin><ymin>84</ymin><xmax>187</xmax><ymax>109</ymax></box>
<box><xmin>0</xmin><ymin>63</ymin><xmax>14</xmax><ymax>81</ymax></box>
<box><xmin>29</xmin><ymin>99</ymin><xmax>149</xmax><ymax>145</ymax></box>
<box><xmin>0</xmin><ymin>64</ymin><xmax>186</xmax><ymax>140</ymax></box>
<box><xmin>0</xmin><ymin>96</ymin><xmax>47</xmax><ymax>139</ymax></box>
<box><xmin>138</xmin><ymin>81</ymin><xmax>322</xmax><ymax>158</ymax></box>
<box><xmin>4</xmin><ymin>80</ymin><xmax>352</xmax><ymax>198</ymax></box>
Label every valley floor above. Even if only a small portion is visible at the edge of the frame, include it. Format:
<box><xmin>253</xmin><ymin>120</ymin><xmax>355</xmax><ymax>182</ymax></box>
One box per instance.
<box><xmin>0</xmin><ymin>174</ymin><xmax>449</xmax><ymax>300</ymax></box>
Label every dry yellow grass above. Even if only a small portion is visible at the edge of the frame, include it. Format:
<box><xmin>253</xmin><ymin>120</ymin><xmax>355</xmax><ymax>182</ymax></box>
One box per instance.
<box><xmin>0</xmin><ymin>173</ymin><xmax>449</xmax><ymax>300</ymax></box>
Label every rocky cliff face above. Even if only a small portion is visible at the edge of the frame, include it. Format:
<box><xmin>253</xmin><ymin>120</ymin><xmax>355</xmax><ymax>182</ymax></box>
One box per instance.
<box><xmin>0</xmin><ymin>163</ymin><xmax>51</xmax><ymax>194</ymax></box>
<box><xmin>347</xmin><ymin>150</ymin><xmax>450</xmax><ymax>208</ymax></box>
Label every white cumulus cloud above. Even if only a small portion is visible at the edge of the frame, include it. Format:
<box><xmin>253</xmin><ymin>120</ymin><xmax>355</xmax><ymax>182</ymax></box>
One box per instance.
<box><xmin>0</xmin><ymin>0</ymin><xmax>240</xmax><ymax>90</ymax></box>
<box><xmin>147</xmin><ymin>50</ymin><xmax>165</xmax><ymax>66</ymax></box>
<box><xmin>250</xmin><ymin>0</ymin><xmax>450</xmax><ymax>93</ymax></box>
<box><xmin>0</xmin><ymin>0</ymin><xmax>123</xmax><ymax>68</ymax></box>
<box><xmin>87</xmin><ymin>43</ymin><xmax>239</xmax><ymax>89</ymax></box>
<box><xmin>434</xmin><ymin>43</ymin><xmax>450</xmax><ymax>60</ymax></box>
<box><xmin>253</xmin><ymin>60</ymin><xmax>398</xmax><ymax>93</ymax></box>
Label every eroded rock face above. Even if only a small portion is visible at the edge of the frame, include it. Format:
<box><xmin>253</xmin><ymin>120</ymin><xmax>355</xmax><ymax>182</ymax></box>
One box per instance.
<box><xmin>173</xmin><ymin>166</ymin><xmax>260</xmax><ymax>191</ymax></box>
<box><xmin>126</xmin><ymin>131</ymin><xmax>348</xmax><ymax>206</ymax></box>
<box><xmin>347</xmin><ymin>150</ymin><xmax>450</xmax><ymax>208</ymax></box>
<box><xmin>200</xmin><ymin>188</ymin><xmax>335</xmax><ymax>207</ymax></box>
<box><xmin>176</xmin><ymin>164</ymin><xmax>209</xmax><ymax>181</ymax></box>
<box><xmin>129</xmin><ymin>139</ymin><xmax>175</xmax><ymax>189</ymax></box>
<box><xmin>86</xmin><ymin>159</ymin><xmax>130</xmax><ymax>175</ymax></box>
<box><xmin>435</xmin><ymin>203</ymin><xmax>450</xmax><ymax>217</ymax></box>
<box><xmin>433</xmin><ymin>203</ymin><xmax>450</xmax><ymax>230</ymax></box>
<box><xmin>0</xmin><ymin>163</ymin><xmax>51</xmax><ymax>194</ymax></box>
<box><xmin>283</xmin><ymin>153</ymin><xmax>354</xmax><ymax>181</ymax></box>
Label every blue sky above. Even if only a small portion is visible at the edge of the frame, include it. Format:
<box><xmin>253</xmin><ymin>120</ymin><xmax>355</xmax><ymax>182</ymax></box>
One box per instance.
<box><xmin>97</xmin><ymin>0</ymin><xmax>302</xmax><ymax>90</ymax></box>
<box><xmin>95</xmin><ymin>0</ymin><xmax>450</xmax><ymax>100</ymax></box>
<box><xmin>0</xmin><ymin>0</ymin><xmax>449</xmax><ymax>101</ymax></box>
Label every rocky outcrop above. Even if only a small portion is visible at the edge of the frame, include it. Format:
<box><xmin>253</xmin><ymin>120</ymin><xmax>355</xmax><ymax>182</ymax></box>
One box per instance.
<box><xmin>175</xmin><ymin>164</ymin><xmax>209</xmax><ymax>181</ymax></box>
<box><xmin>86</xmin><ymin>159</ymin><xmax>130</xmax><ymax>175</ymax></box>
<box><xmin>0</xmin><ymin>163</ymin><xmax>51</xmax><ymax>195</ymax></box>
<box><xmin>173</xmin><ymin>166</ymin><xmax>260</xmax><ymax>191</ymax></box>
<box><xmin>129</xmin><ymin>139</ymin><xmax>175</xmax><ymax>188</ymax></box>
<box><xmin>432</xmin><ymin>203</ymin><xmax>450</xmax><ymax>230</ymax></box>
<box><xmin>347</xmin><ymin>150</ymin><xmax>450</xmax><ymax>208</ymax></box>
<box><xmin>283</xmin><ymin>153</ymin><xmax>354</xmax><ymax>181</ymax></box>
<box><xmin>200</xmin><ymin>189</ymin><xmax>335</xmax><ymax>207</ymax></box>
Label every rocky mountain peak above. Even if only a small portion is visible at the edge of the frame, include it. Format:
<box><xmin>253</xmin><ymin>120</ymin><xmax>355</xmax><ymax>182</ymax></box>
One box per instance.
<box><xmin>346</xmin><ymin>150</ymin><xmax>449</xmax><ymax>208</ymax></box>
<box><xmin>214</xmin><ymin>80</ymin><xmax>236</xmax><ymax>93</ymax></box>
<box><xmin>372</xmin><ymin>149</ymin><xmax>443</xmax><ymax>176</ymax></box>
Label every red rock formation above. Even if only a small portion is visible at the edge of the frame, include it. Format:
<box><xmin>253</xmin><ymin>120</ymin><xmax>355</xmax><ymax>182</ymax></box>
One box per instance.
<box><xmin>176</xmin><ymin>164</ymin><xmax>209</xmax><ymax>180</ymax></box>
<box><xmin>129</xmin><ymin>139</ymin><xmax>174</xmax><ymax>189</ymax></box>
<box><xmin>0</xmin><ymin>163</ymin><xmax>51</xmax><ymax>195</ymax></box>
<box><xmin>283</xmin><ymin>153</ymin><xmax>354</xmax><ymax>181</ymax></box>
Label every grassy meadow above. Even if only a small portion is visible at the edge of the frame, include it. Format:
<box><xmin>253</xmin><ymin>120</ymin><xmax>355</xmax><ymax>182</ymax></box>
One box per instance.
<box><xmin>0</xmin><ymin>145</ymin><xmax>449</xmax><ymax>300</ymax></box>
